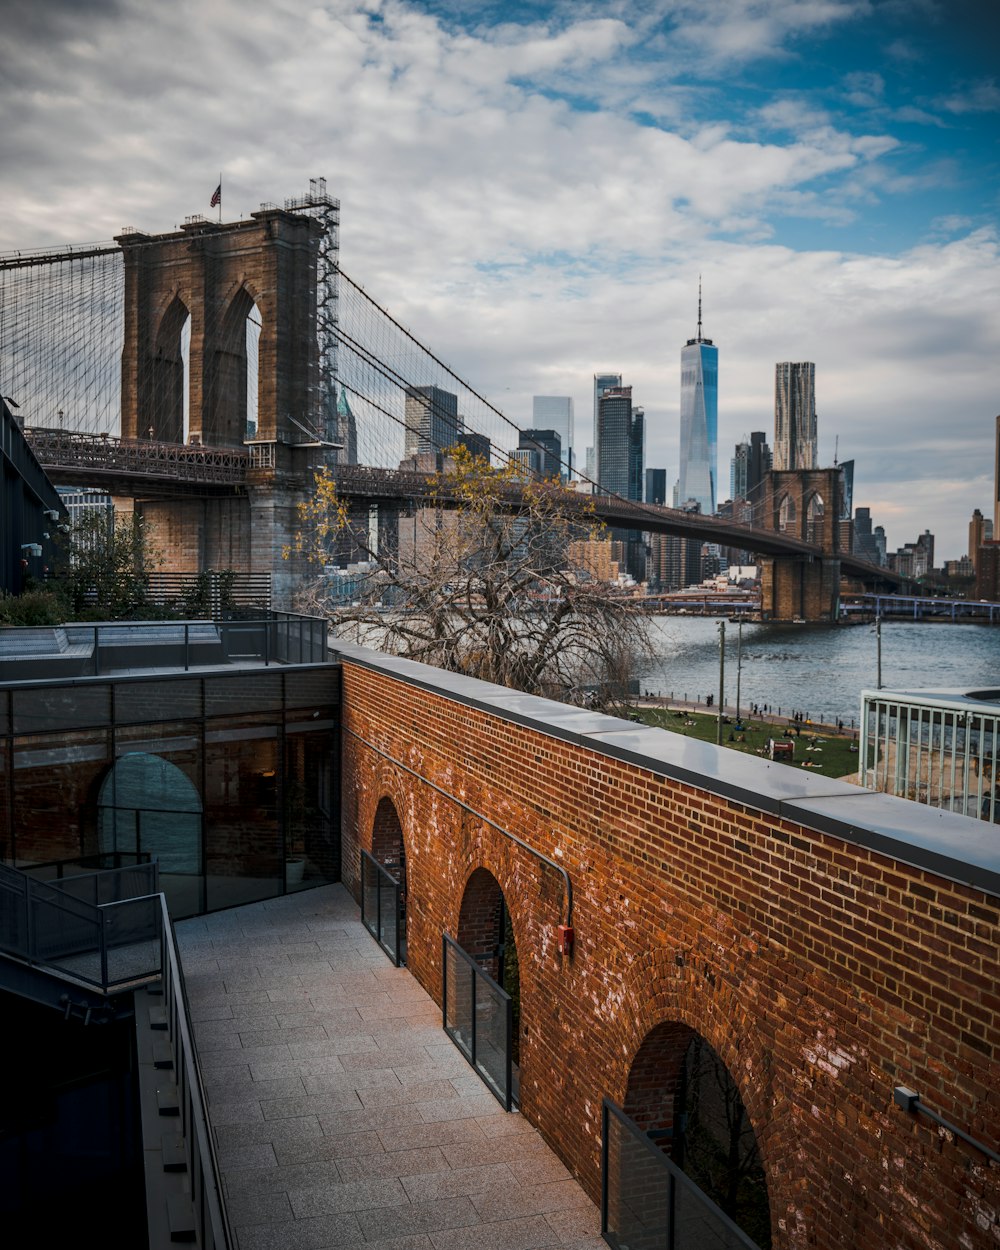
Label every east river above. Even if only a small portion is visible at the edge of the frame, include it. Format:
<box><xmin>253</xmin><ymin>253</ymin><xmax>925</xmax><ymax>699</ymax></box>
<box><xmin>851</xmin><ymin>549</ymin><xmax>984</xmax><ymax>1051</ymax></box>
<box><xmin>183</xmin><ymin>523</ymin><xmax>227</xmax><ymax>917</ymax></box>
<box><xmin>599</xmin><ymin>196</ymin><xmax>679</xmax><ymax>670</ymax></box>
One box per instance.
<box><xmin>639</xmin><ymin>617</ymin><xmax>1000</xmax><ymax>728</ymax></box>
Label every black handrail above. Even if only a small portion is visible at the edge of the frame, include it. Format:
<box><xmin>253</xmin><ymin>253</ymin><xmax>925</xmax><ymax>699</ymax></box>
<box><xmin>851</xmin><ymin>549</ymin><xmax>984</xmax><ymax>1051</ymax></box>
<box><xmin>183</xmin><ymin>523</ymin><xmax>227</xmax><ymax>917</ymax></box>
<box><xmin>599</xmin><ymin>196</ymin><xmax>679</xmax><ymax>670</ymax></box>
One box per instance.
<box><xmin>894</xmin><ymin>1086</ymin><xmax>1000</xmax><ymax>1166</ymax></box>
<box><xmin>160</xmin><ymin>899</ymin><xmax>234</xmax><ymax>1249</ymax></box>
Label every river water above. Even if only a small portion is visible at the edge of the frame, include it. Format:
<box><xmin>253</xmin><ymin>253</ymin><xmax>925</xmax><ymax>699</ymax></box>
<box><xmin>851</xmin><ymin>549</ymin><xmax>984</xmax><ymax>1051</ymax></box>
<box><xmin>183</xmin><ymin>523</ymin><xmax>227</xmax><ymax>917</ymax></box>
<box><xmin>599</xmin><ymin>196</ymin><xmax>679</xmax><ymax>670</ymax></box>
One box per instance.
<box><xmin>639</xmin><ymin>617</ymin><xmax>1000</xmax><ymax>728</ymax></box>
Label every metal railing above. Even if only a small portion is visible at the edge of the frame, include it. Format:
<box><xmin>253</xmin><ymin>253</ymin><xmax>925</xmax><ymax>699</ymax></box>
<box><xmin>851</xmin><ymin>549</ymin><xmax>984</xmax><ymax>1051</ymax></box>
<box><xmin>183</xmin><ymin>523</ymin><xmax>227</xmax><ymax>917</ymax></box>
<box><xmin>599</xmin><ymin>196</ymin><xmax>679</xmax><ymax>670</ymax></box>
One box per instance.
<box><xmin>1</xmin><ymin>613</ymin><xmax>326</xmax><ymax>675</ymax></box>
<box><xmin>219</xmin><ymin>611</ymin><xmax>327</xmax><ymax>665</ymax></box>
<box><xmin>24</xmin><ymin>427</ymin><xmax>249</xmax><ymax>485</ymax></box>
<box><xmin>0</xmin><ymin>858</ymin><xmax>232</xmax><ymax>1248</ymax></box>
<box><xmin>20</xmin><ymin>850</ymin><xmax>152</xmax><ymax>881</ymax></box>
<box><xmin>360</xmin><ymin>849</ymin><xmax>403</xmax><ymax>966</ymax></box>
<box><xmin>160</xmin><ymin>895</ymin><xmax>234</xmax><ymax>1250</ymax></box>
<box><xmin>442</xmin><ymin>932</ymin><xmax>513</xmax><ymax>1111</ymax></box>
<box><xmin>602</xmin><ymin>1098</ymin><xmax>762</xmax><ymax>1250</ymax></box>
<box><xmin>0</xmin><ymin>860</ymin><xmax>161</xmax><ymax>990</ymax></box>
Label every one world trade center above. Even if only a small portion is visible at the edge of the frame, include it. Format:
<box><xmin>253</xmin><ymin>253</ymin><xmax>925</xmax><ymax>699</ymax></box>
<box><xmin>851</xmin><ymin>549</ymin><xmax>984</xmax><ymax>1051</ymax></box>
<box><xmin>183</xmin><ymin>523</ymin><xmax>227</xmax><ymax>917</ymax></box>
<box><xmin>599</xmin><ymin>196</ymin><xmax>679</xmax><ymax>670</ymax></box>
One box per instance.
<box><xmin>677</xmin><ymin>283</ymin><xmax>718</xmax><ymax>516</ymax></box>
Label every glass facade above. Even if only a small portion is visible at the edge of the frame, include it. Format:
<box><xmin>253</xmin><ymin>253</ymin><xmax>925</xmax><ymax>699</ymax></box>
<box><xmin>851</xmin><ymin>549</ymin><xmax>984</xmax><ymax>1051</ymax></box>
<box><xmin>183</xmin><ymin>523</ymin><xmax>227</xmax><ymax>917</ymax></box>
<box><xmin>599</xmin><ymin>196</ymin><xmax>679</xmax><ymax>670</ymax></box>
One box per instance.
<box><xmin>1</xmin><ymin>665</ymin><xmax>341</xmax><ymax>918</ymax></box>
<box><xmin>679</xmin><ymin>339</ymin><xmax>718</xmax><ymax>517</ymax></box>
<box><xmin>531</xmin><ymin>396</ymin><xmax>574</xmax><ymax>480</ymax></box>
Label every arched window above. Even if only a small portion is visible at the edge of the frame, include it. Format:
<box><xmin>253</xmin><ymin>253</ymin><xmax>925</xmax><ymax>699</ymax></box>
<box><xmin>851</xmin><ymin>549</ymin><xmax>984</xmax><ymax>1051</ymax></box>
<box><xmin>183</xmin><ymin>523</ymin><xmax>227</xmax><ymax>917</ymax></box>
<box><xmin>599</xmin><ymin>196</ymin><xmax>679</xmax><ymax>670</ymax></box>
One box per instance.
<box><xmin>805</xmin><ymin>492</ymin><xmax>825</xmax><ymax>545</ymax></box>
<box><xmin>149</xmin><ymin>295</ymin><xmax>190</xmax><ymax>443</ymax></box>
<box><xmin>98</xmin><ymin>752</ymin><xmax>201</xmax><ymax>875</ymax></box>
<box><xmin>204</xmin><ymin>286</ymin><xmax>262</xmax><ymax>446</ymax></box>
<box><xmin>777</xmin><ymin>493</ymin><xmax>797</xmax><ymax>535</ymax></box>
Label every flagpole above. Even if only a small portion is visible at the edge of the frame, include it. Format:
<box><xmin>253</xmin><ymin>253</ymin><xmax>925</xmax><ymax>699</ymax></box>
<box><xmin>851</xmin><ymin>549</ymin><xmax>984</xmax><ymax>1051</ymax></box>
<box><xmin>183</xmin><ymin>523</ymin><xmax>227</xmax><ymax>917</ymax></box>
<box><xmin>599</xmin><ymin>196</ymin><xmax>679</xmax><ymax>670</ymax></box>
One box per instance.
<box><xmin>218</xmin><ymin>172</ymin><xmax>222</xmax><ymax>223</ymax></box>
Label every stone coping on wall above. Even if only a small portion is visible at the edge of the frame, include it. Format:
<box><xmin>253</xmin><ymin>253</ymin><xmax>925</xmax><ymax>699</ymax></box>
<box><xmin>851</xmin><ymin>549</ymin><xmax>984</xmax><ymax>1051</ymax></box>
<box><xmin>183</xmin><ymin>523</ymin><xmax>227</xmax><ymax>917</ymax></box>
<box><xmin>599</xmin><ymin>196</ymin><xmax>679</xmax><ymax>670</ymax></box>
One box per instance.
<box><xmin>332</xmin><ymin>641</ymin><xmax>1000</xmax><ymax>900</ymax></box>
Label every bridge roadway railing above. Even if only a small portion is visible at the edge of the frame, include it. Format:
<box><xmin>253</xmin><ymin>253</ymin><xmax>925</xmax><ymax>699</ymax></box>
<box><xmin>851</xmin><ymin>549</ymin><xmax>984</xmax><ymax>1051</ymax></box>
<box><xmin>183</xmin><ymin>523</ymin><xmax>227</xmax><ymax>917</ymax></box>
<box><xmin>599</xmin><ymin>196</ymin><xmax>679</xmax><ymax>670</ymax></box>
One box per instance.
<box><xmin>20</xmin><ymin>440</ymin><xmax>899</xmax><ymax>580</ymax></box>
<box><xmin>26</xmin><ymin>427</ymin><xmax>250</xmax><ymax>486</ymax></box>
<box><xmin>328</xmin><ymin>464</ymin><xmax>829</xmax><ymax>561</ymax></box>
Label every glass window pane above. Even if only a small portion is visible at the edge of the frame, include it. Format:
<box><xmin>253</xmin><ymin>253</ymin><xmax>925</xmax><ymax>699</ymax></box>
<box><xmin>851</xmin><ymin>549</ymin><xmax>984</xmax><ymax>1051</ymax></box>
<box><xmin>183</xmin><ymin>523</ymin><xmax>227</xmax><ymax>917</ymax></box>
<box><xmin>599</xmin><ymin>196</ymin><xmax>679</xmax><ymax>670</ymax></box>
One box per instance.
<box><xmin>115</xmin><ymin>678</ymin><xmax>202</xmax><ymax>724</ymax></box>
<box><xmin>205</xmin><ymin>673</ymin><xmax>282</xmax><ymax>716</ymax></box>
<box><xmin>13</xmin><ymin>684</ymin><xmax>111</xmax><ymax>734</ymax></box>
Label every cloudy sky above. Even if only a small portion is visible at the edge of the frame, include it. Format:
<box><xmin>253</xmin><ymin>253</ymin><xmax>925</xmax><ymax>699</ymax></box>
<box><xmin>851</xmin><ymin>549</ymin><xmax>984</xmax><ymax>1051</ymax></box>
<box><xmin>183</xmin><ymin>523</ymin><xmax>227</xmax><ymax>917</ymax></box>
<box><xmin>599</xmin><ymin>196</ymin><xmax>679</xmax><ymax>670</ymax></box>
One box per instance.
<box><xmin>3</xmin><ymin>0</ymin><xmax>999</xmax><ymax>560</ymax></box>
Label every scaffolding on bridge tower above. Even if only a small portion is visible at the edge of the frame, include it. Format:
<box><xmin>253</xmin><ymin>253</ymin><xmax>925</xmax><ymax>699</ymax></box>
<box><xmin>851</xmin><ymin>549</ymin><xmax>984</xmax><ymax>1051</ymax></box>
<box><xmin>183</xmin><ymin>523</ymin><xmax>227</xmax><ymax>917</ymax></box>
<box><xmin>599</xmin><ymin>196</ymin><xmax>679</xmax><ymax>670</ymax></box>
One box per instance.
<box><xmin>283</xmin><ymin>177</ymin><xmax>352</xmax><ymax>462</ymax></box>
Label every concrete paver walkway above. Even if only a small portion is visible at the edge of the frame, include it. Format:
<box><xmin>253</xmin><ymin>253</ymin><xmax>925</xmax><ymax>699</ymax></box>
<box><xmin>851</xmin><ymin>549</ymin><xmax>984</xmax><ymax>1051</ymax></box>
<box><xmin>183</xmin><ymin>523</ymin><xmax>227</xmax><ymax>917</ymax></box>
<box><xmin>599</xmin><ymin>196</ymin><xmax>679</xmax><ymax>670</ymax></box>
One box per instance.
<box><xmin>177</xmin><ymin>884</ymin><xmax>603</xmax><ymax>1250</ymax></box>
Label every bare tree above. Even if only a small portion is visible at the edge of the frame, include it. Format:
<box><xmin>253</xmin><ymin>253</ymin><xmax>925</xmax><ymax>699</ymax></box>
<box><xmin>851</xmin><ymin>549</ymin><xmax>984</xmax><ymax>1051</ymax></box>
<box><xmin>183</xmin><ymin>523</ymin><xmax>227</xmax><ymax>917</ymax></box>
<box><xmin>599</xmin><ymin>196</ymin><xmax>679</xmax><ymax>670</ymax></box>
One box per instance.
<box><xmin>287</xmin><ymin>448</ymin><xmax>653</xmax><ymax>709</ymax></box>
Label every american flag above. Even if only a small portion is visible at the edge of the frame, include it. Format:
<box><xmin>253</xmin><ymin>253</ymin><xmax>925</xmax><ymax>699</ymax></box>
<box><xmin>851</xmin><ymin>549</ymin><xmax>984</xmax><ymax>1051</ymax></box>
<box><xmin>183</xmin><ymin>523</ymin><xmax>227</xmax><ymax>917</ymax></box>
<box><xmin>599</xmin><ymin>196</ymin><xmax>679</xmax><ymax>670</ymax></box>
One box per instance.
<box><xmin>210</xmin><ymin>183</ymin><xmax>221</xmax><ymax>208</ymax></box>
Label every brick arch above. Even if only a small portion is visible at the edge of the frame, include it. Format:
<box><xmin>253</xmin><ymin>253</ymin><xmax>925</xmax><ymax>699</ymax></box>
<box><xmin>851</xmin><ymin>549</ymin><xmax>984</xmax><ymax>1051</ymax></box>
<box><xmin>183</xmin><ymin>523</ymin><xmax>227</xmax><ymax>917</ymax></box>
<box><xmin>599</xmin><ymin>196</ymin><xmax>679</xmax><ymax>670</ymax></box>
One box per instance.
<box><xmin>456</xmin><ymin>865</ymin><xmax>507</xmax><ymax>979</ymax></box>
<box><xmin>371</xmin><ymin>794</ymin><xmax>404</xmax><ymax>862</ymax></box>
<box><xmin>804</xmin><ymin>490</ymin><xmax>825</xmax><ymax>544</ymax></box>
<box><xmin>605</xmin><ymin>944</ymin><xmax>779</xmax><ymax>1199</ymax></box>
<box><xmin>777</xmin><ymin>491</ymin><xmax>797</xmax><ymax>534</ymax></box>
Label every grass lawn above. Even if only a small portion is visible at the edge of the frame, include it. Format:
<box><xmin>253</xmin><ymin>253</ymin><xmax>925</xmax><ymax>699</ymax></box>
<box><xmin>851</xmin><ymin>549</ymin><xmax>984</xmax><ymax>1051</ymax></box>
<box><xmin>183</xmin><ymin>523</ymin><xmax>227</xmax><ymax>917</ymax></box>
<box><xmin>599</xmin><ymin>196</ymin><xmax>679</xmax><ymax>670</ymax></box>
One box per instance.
<box><xmin>633</xmin><ymin>706</ymin><xmax>861</xmax><ymax>782</ymax></box>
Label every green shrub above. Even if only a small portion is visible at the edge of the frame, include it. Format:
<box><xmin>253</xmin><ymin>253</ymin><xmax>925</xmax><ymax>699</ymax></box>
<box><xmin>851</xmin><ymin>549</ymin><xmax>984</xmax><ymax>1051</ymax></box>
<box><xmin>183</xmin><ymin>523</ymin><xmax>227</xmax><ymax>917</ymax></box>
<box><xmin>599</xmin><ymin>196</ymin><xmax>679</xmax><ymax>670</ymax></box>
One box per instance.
<box><xmin>0</xmin><ymin>588</ymin><xmax>69</xmax><ymax>626</ymax></box>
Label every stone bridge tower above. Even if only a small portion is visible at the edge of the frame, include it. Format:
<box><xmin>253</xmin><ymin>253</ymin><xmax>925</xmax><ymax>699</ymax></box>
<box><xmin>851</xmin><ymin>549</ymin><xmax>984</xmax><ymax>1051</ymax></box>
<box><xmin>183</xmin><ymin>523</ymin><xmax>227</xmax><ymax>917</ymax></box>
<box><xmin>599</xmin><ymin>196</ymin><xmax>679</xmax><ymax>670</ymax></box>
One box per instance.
<box><xmin>114</xmin><ymin>210</ymin><xmax>327</xmax><ymax>607</ymax></box>
<box><xmin>758</xmin><ymin>467</ymin><xmax>844</xmax><ymax>621</ymax></box>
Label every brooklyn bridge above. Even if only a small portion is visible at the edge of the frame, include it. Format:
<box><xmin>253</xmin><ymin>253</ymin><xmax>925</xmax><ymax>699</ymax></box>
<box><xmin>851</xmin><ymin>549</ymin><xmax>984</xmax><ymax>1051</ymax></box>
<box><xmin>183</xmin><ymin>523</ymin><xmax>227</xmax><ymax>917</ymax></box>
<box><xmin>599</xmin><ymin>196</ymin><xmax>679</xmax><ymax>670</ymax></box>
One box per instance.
<box><xmin>1</xmin><ymin>179</ymin><xmax>899</xmax><ymax>620</ymax></box>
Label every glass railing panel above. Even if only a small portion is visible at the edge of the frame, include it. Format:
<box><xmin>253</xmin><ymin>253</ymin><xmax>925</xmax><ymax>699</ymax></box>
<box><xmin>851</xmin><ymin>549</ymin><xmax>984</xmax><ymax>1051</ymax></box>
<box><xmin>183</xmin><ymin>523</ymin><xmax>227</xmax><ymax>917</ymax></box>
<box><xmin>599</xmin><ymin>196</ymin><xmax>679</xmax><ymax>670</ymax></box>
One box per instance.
<box><xmin>603</xmin><ymin>1101</ymin><xmax>670</xmax><ymax>1250</ymax></box>
<box><xmin>101</xmin><ymin>895</ymin><xmax>162</xmax><ymax>985</ymax></box>
<box><xmin>443</xmin><ymin>938</ymin><xmax>475</xmax><ymax>1062</ymax></box>
<box><xmin>473</xmin><ymin>980</ymin><xmax>510</xmax><ymax>1104</ymax></box>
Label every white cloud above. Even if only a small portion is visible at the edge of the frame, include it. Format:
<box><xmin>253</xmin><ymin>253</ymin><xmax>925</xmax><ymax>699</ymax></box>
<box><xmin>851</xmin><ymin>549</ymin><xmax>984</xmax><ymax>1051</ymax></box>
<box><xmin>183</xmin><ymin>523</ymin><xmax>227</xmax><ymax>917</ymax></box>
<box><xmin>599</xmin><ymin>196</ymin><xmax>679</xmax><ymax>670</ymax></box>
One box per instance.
<box><xmin>842</xmin><ymin>70</ymin><xmax>884</xmax><ymax>108</ymax></box>
<box><xmin>937</xmin><ymin>78</ymin><xmax>1000</xmax><ymax>115</ymax></box>
<box><xmin>0</xmin><ymin>0</ymin><xmax>995</xmax><ymax>561</ymax></box>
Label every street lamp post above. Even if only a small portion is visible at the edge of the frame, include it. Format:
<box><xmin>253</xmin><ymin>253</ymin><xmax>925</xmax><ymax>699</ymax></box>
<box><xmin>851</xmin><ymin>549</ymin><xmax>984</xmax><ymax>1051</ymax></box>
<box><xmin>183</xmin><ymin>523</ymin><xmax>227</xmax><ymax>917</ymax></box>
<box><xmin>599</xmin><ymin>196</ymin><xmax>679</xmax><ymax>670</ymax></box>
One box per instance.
<box><xmin>876</xmin><ymin>616</ymin><xmax>883</xmax><ymax>690</ymax></box>
<box><xmin>717</xmin><ymin>620</ymin><xmax>726</xmax><ymax>746</ymax></box>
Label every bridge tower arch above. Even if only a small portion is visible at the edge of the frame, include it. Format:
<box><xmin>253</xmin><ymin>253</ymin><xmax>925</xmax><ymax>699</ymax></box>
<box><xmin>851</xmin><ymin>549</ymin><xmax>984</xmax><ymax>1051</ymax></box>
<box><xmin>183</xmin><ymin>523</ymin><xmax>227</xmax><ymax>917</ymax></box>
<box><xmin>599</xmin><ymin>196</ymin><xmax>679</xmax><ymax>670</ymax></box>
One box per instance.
<box><xmin>759</xmin><ymin>467</ymin><xmax>844</xmax><ymax>621</ymax></box>
<box><xmin>117</xmin><ymin>210</ymin><xmax>321</xmax><ymax>447</ymax></box>
<box><xmin>113</xmin><ymin>211</ymin><xmax>325</xmax><ymax>606</ymax></box>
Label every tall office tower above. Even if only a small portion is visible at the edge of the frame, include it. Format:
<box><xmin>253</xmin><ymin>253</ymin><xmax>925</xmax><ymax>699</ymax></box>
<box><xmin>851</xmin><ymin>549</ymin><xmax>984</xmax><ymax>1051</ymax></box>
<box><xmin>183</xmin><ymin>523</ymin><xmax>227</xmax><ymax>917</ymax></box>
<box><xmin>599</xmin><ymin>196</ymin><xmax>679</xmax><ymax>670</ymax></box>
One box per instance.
<box><xmin>971</xmin><ymin>509</ymin><xmax>996</xmax><ymax>562</ymax></box>
<box><xmin>678</xmin><ymin>286</ymin><xmax>718</xmax><ymax>516</ymax></box>
<box><xmin>403</xmin><ymin>385</ymin><xmax>460</xmax><ymax>458</ymax></box>
<box><xmin>532</xmin><ymin>397</ymin><xmax>574</xmax><ymax>480</ymax></box>
<box><xmin>774</xmin><ymin>362</ymin><xmax>817</xmax><ymax>470</ymax></box>
<box><xmin>516</xmin><ymin>429</ymin><xmax>562</xmax><ymax>479</ymax></box>
<box><xmin>730</xmin><ymin>431</ymin><xmax>772</xmax><ymax>504</ymax></box>
<box><xmin>334</xmin><ymin>389</ymin><xmax>358</xmax><ymax>465</ymax></box>
<box><xmin>592</xmin><ymin>374</ymin><xmax>622</xmax><ymax>483</ymax></box>
<box><xmin>916</xmin><ymin>529</ymin><xmax>935</xmax><ymax>573</ymax></box>
<box><xmin>645</xmin><ymin>468</ymin><xmax>666</xmax><ymax>505</ymax></box>
<box><xmin>596</xmin><ymin>387</ymin><xmax>644</xmax><ymax>498</ymax></box>
<box><xmin>854</xmin><ymin>507</ymin><xmax>880</xmax><ymax>564</ymax></box>
<box><xmin>994</xmin><ymin>416</ymin><xmax>1000</xmax><ymax>541</ymax></box>
<box><xmin>596</xmin><ymin>386</ymin><xmax>645</xmax><ymax>580</ymax></box>
<box><xmin>873</xmin><ymin>525</ymin><xmax>887</xmax><ymax>566</ymax></box>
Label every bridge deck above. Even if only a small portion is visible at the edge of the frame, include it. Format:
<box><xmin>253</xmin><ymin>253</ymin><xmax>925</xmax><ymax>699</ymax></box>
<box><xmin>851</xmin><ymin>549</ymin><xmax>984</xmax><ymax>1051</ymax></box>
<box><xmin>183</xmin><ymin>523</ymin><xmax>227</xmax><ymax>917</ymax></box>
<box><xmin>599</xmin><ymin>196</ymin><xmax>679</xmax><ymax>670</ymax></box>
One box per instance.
<box><xmin>24</xmin><ymin>428</ymin><xmax>901</xmax><ymax>580</ymax></box>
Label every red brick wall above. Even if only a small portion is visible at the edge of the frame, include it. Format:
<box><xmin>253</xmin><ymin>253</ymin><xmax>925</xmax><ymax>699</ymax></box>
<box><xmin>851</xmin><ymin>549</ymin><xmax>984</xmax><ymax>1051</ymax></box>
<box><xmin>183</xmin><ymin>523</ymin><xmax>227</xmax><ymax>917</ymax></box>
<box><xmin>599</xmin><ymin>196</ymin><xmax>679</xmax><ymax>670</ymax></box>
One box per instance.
<box><xmin>340</xmin><ymin>658</ymin><xmax>1000</xmax><ymax>1250</ymax></box>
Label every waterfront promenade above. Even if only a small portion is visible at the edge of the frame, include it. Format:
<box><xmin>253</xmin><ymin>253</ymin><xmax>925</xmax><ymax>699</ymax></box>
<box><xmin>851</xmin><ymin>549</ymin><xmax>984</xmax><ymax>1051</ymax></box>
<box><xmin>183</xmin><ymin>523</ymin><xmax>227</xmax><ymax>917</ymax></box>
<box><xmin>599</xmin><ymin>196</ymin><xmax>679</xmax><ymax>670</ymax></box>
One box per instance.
<box><xmin>177</xmin><ymin>885</ymin><xmax>603</xmax><ymax>1250</ymax></box>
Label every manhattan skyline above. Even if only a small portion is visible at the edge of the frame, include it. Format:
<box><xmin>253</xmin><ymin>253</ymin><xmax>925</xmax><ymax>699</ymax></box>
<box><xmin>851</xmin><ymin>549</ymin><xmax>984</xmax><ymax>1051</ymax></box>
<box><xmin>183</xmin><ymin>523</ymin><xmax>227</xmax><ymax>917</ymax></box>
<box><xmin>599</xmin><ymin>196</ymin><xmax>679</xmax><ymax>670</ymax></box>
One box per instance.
<box><xmin>1</xmin><ymin>0</ymin><xmax>998</xmax><ymax>559</ymax></box>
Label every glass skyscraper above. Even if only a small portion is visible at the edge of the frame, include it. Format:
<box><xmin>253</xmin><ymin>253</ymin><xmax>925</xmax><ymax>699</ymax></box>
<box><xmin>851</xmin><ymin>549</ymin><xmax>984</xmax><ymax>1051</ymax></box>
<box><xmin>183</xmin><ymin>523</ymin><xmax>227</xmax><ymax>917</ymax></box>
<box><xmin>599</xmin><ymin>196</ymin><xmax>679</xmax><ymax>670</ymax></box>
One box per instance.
<box><xmin>678</xmin><ymin>290</ymin><xmax>718</xmax><ymax>516</ymax></box>
<box><xmin>591</xmin><ymin>373</ymin><xmax>622</xmax><ymax>485</ymax></box>
<box><xmin>595</xmin><ymin>386</ymin><xmax>644</xmax><ymax>500</ymax></box>
<box><xmin>531</xmin><ymin>396</ymin><xmax>574</xmax><ymax>480</ymax></box>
